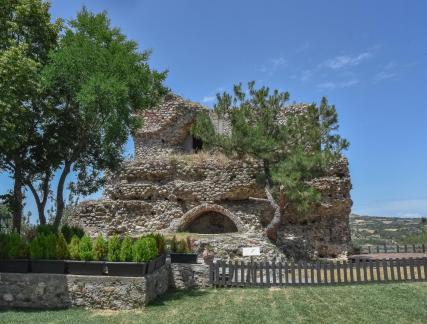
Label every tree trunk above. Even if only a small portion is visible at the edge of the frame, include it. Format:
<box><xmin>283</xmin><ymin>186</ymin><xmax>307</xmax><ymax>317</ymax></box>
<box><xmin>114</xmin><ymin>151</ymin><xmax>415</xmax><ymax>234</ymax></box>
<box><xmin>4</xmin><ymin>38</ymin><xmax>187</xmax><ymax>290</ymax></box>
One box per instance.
<box><xmin>263</xmin><ymin>159</ymin><xmax>274</xmax><ymax>187</ymax></box>
<box><xmin>26</xmin><ymin>173</ymin><xmax>50</xmax><ymax>225</ymax></box>
<box><xmin>12</xmin><ymin>159</ymin><xmax>23</xmax><ymax>233</ymax></box>
<box><xmin>53</xmin><ymin>161</ymin><xmax>71</xmax><ymax>229</ymax></box>
<box><xmin>264</xmin><ymin>185</ymin><xmax>287</xmax><ymax>242</ymax></box>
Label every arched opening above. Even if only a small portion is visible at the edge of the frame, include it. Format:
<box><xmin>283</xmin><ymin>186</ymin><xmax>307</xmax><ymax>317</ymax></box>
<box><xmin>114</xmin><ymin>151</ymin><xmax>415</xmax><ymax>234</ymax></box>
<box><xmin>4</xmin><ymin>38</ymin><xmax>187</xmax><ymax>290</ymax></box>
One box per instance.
<box><xmin>185</xmin><ymin>211</ymin><xmax>238</xmax><ymax>234</ymax></box>
<box><xmin>183</xmin><ymin>134</ymin><xmax>203</xmax><ymax>153</ymax></box>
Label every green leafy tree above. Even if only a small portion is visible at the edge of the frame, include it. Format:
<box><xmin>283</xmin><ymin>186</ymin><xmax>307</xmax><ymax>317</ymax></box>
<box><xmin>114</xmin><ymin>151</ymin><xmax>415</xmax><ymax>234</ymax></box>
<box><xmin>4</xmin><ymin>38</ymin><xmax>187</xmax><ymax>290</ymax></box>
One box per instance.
<box><xmin>0</xmin><ymin>0</ymin><xmax>61</xmax><ymax>231</ymax></box>
<box><xmin>37</xmin><ymin>9</ymin><xmax>167</xmax><ymax>228</ymax></box>
<box><xmin>192</xmin><ymin>82</ymin><xmax>349</xmax><ymax>241</ymax></box>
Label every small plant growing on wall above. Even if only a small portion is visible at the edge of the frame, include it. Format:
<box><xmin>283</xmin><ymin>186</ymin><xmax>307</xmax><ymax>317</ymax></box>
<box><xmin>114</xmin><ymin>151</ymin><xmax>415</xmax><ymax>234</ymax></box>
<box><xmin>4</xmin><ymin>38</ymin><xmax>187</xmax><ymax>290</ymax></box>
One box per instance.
<box><xmin>120</xmin><ymin>236</ymin><xmax>133</xmax><ymax>262</ymax></box>
<box><xmin>68</xmin><ymin>235</ymin><xmax>80</xmax><ymax>260</ymax></box>
<box><xmin>93</xmin><ymin>234</ymin><xmax>108</xmax><ymax>261</ymax></box>
<box><xmin>79</xmin><ymin>235</ymin><xmax>93</xmax><ymax>261</ymax></box>
<box><xmin>108</xmin><ymin>235</ymin><xmax>121</xmax><ymax>262</ymax></box>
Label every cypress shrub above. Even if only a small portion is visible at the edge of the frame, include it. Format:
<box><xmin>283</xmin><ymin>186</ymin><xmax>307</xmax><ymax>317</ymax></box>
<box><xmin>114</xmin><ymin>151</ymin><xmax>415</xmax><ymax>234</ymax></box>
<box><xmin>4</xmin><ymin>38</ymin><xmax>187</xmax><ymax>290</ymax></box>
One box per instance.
<box><xmin>93</xmin><ymin>234</ymin><xmax>108</xmax><ymax>261</ymax></box>
<box><xmin>153</xmin><ymin>233</ymin><xmax>166</xmax><ymax>254</ymax></box>
<box><xmin>79</xmin><ymin>235</ymin><xmax>93</xmax><ymax>261</ymax></box>
<box><xmin>133</xmin><ymin>237</ymin><xmax>158</xmax><ymax>262</ymax></box>
<box><xmin>44</xmin><ymin>233</ymin><xmax>58</xmax><ymax>259</ymax></box>
<box><xmin>120</xmin><ymin>236</ymin><xmax>133</xmax><ymax>262</ymax></box>
<box><xmin>61</xmin><ymin>225</ymin><xmax>85</xmax><ymax>243</ymax></box>
<box><xmin>56</xmin><ymin>233</ymin><xmax>70</xmax><ymax>260</ymax></box>
<box><xmin>30</xmin><ymin>234</ymin><xmax>46</xmax><ymax>259</ymax></box>
<box><xmin>68</xmin><ymin>235</ymin><xmax>80</xmax><ymax>260</ymax></box>
<box><xmin>107</xmin><ymin>235</ymin><xmax>121</xmax><ymax>262</ymax></box>
<box><xmin>4</xmin><ymin>233</ymin><xmax>29</xmax><ymax>259</ymax></box>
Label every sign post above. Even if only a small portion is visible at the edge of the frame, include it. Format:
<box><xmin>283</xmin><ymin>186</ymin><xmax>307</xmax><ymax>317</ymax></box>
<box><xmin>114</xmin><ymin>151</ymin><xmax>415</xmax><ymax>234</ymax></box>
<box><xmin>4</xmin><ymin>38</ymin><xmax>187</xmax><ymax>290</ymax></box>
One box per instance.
<box><xmin>242</xmin><ymin>247</ymin><xmax>260</xmax><ymax>283</ymax></box>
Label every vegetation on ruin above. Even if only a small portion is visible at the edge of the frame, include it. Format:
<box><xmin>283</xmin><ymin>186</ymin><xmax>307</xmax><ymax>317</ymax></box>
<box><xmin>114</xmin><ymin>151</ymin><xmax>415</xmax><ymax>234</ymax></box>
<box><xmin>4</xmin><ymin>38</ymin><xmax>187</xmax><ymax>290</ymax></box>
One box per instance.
<box><xmin>0</xmin><ymin>1</ymin><xmax>167</xmax><ymax>232</ymax></box>
<box><xmin>2</xmin><ymin>283</ymin><xmax>427</xmax><ymax>323</ymax></box>
<box><xmin>192</xmin><ymin>81</ymin><xmax>349</xmax><ymax>241</ymax></box>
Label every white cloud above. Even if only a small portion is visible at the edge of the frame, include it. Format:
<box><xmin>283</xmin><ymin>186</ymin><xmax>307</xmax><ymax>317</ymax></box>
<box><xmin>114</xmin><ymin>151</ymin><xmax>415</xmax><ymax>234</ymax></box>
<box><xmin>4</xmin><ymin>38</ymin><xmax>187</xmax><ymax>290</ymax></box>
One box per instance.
<box><xmin>258</xmin><ymin>56</ymin><xmax>287</xmax><ymax>75</ymax></box>
<box><xmin>317</xmin><ymin>79</ymin><xmax>359</xmax><ymax>90</ymax></box>
<box><xmin>373</xmin><ymin>71</ymin><xmax>396</xmax><ymax>83</ymax></box>
<box><xmin>202</xmin><ymin>95</ymin><xmax>216</xmax><ymax>103</ymax></box>
<box><xmin>320</xmin><ymin>52</ymin><xmax>373</xmax><ymax>70</ymax></box>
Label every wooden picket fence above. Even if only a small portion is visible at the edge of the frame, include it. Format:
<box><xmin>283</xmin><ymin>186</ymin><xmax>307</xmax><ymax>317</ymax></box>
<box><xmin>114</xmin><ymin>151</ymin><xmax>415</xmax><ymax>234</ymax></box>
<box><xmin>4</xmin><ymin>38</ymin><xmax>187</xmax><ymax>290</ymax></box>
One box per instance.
<box><xmin>360</xmin><ymin>244</ymin><xmax>426</xmax><ymax>254</ymax></box>
<box><xmin>210</xmin><ymin>258</ymin><xmax>427</xmax><ymax>287</ymax></box>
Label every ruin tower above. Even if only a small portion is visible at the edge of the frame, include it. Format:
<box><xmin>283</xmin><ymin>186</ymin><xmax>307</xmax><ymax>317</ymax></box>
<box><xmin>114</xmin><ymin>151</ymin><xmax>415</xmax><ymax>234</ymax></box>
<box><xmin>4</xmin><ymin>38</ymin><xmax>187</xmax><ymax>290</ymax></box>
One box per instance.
<box><xmin>70</xmin><ymin>93</ymin><xmax>352</xmax><ymax>259</ymax></box>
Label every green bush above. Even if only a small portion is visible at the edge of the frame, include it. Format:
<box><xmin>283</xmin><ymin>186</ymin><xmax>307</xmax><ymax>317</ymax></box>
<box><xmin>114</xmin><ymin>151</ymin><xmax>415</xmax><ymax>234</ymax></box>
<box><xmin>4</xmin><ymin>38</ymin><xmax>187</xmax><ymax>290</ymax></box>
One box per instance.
<box><xmin>30</xmin><ymin>234</ymin><xmax>45</xmax><ymax>259</ymax></box>
<box><xmin>120</xmin><ymin>236</ymin><xmax>133</xmax><ymax>262</ymax></box>
<box><xmin>36</xmin><ymin>224</ymin><xmax>57</xmax><ymax>236</ymax></box>
<box><xmin>153</xmin><ymin>233</ymin><xmax>166</xmax><ymax>254</ymax></box>
<box><xmin>170</xmin><ymin>236</ymin><xmax>178</xmax><ymax>253</ymax></box>
<box><xmin>56</xmin><ymin>233</ymin><xmax>70</xmax><ymax>259</ymax></box>
<box><xmin>93</xmin><ymin>234</ymin><xmax>108</xmax><ymax>261</ymax></box>
<box><xmin>45</xmin><ymin>233</ymin><xmax>58</xmax><ymax>259</ymax></box>
<box><xmin>61</xmin><ymin>224</ymin><xmax>85</xmax><ymax>243</ymax></box>
<box><xmin>30</xmin><ymin>233</ymin><xmax>58</xmax><ymax>260</ymax></box>
<box><xmin>1</xmin><ymin>233</ymin><xmax>29</xmax><ymax>259</ymax></box>
<box><xmin>132</xmin><ymin>237</ymin><xmax>158</xmax><ymax>262</ymax></box>
<box><xmin>68</xmin><ymin>235</ymin><xmax>80</xmax><ymax>260</ymax></box>
<box><xmin>107</xmin><ymin>235</ymin><xmax>121</xmax><ymax>262</ymax></box>
<box><xmin>177</xmin><ymin>239</ymin><xmax>189</xmax><ymax>253</ymax></box>
<box><xmin>79</xmin><ymin>235</ymin><xmax>93</xmax><ymax>261</ymax></box>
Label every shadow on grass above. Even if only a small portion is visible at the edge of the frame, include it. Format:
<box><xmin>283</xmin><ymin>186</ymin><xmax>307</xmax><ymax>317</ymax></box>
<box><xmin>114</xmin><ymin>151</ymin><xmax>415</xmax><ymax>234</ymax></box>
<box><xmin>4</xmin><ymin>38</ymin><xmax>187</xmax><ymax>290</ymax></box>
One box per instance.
<box><xmin>147</xmin><ymin>288</ymin><xmax>211</xmax><ymax>307</ymax></box>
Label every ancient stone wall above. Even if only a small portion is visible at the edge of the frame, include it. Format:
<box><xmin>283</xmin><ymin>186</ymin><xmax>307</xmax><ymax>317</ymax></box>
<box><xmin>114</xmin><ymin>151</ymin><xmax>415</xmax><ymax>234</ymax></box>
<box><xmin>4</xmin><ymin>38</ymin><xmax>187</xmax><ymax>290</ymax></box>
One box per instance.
<box><xmin>0</xmin><ymin>266</ymin><xmax>169</xmax><ymax>310</ymax></box>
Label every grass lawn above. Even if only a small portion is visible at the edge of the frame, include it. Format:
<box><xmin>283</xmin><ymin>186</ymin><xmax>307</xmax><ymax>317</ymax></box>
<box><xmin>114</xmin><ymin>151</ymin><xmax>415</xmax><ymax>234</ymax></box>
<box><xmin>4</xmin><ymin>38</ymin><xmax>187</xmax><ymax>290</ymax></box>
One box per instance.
<box><xmin>1</xmin><ymin>283</ymin><xmax>427</xmax><ymax>324</ymax></box>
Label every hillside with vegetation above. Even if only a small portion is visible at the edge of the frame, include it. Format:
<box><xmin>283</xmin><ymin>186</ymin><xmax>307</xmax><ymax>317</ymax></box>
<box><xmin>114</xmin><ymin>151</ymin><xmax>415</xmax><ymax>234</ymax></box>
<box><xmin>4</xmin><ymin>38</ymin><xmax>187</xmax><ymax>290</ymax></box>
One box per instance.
<box><xmin>350</xmin><ymin>214</ymin><xmax>427</xmax><ymax>246</ymax></box>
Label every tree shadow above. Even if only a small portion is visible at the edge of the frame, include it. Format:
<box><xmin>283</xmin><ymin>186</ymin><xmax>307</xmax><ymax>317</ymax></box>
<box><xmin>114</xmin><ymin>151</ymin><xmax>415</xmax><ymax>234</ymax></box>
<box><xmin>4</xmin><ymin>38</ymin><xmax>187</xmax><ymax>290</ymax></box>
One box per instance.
<box><xmin>147</xmin><ymin>289</ymin><xmax>211</xmax><ymax>307</ymax></box>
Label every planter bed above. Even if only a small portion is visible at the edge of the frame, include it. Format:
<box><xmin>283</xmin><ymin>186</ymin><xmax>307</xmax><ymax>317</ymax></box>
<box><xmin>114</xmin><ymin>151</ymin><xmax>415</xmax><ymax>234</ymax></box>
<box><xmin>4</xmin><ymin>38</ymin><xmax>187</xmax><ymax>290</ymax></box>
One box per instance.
<box><xmin>0</xmin><ymin>259</ymin><xmax>30</xmax><ymax>273</ymax></box>
<box><xmin>67</xmin><ymin>260</ymin><xmax>105</xmax><ymax>275</ymax></box>
<box><xmin>170</xmin><ymin>253</ymin><xmax>198</xmax><ymax>264</ymax></box>
<box><xmin>31</xmin><ymin>260</ymin><xmax>66</xmax><ymax>274</ymax></box>
<box><xmin>106</xmin><ymin>262</ymin><xmax>147</xmax><ymax>276</ymax></box>
<box><xmin>154</xmin><ymin>254</ymin><xmax>166</xmax><ymax>270</ymax></box>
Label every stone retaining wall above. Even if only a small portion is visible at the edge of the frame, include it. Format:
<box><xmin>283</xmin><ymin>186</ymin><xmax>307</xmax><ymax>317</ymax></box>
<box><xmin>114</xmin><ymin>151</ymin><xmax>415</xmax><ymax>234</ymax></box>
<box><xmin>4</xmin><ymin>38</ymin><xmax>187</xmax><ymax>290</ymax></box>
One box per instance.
<box><xmin>169</xmin><ymin>263</ymin><xmax>211</xmax><ymax>289</ymax></box>
<box><xmin>0</xmin><ymin>265</ymin><xmax>168</xmax><ymax>310</ymax></box>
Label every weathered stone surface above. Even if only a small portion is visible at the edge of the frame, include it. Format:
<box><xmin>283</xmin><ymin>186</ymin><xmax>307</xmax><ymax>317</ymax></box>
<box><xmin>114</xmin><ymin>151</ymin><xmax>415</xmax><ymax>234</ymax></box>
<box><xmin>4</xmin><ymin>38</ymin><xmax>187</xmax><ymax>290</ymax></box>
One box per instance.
<box><xmin>0</xmin><ymin>266</ymin><xmax>168</xmax><ymax>310</ymax></box>
<box><xmin>169</xmin><ymin>263</ymin><xmax>211</xmax><ymax>289</ymax></box>
<box><xmin>69</xmin><ymin>94</ymin><xmax>352</xmax><ymax>260</ymax></box>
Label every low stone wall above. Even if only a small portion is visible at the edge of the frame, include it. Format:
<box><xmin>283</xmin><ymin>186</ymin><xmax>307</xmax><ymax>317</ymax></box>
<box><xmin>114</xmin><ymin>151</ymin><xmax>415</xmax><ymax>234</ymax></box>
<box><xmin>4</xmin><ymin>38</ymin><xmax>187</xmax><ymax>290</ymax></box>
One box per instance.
<box><xmin>0</xmin><ymin>265</ymin><xmax>168</xmax><ymax>310</ymax></box>
<box><xmin>169</xmin><ymin>262</ymin><xmax>211</xmax><ymax>289</ymax></box>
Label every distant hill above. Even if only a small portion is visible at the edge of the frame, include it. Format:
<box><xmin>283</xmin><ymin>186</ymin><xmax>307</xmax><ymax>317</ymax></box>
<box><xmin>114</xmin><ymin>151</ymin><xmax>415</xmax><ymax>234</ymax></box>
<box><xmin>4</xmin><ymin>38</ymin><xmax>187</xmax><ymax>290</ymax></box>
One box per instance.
<box><xmin>350</xmin><ymin>214</ymin><xmax>427</xmax><ymax>246</ymax></box>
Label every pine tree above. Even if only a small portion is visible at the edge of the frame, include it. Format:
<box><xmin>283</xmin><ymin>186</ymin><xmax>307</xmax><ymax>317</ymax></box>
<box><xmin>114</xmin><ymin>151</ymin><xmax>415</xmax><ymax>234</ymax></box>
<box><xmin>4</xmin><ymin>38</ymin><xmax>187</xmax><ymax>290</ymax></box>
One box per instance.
<box><xmin>192</xmin><ymin>82</ymin><xmax>349</xmax><ymax>241</ymax></box>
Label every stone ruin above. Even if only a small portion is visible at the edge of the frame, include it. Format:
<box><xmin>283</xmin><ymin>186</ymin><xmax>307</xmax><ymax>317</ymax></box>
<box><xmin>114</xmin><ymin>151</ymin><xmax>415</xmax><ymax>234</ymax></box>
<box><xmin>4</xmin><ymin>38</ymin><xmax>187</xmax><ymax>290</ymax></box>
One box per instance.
<box><xmin>69</xmin><ymin>93</ymin><xmax>352</xmax><ymax>260</ymax></box>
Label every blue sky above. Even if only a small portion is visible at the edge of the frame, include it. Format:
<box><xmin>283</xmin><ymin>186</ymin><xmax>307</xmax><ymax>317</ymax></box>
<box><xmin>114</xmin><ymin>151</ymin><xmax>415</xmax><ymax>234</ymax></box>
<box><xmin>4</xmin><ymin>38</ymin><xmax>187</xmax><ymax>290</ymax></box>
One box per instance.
<box><xmin>1</xmin><ymin>0</ymin><xmax>426</xmax><ymax>221</ymax></box>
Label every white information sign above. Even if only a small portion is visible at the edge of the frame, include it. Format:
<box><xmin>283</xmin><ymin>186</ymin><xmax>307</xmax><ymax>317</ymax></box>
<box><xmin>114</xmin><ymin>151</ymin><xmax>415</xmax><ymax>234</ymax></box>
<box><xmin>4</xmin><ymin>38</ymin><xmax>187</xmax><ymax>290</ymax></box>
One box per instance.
<box><xmin>242</xmin><ymin>246</ymin><xmax>260</xmax><ymax>257</ymax></box>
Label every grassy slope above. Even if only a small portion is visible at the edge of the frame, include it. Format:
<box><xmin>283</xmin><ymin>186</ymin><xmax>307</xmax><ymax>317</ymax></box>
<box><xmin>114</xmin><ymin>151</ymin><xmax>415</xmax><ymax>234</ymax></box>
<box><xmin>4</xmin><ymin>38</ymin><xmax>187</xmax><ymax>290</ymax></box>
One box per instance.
<box><xmin>2</xmin><ymin>283</ymin><xmax>427</xmax><ymax>324</ymax></box>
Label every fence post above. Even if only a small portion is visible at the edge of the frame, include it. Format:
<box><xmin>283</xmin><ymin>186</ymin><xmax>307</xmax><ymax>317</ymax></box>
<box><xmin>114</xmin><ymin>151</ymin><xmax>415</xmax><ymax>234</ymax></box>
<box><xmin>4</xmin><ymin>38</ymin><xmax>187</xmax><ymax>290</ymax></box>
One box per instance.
<box><xmin>416</xmin><ymin>259</ymin><xmax>422</xmax><ymax>282</ymax></box>
<box><xmin>310</xmin><ymin>262</ymin><xmax>315</xmax><ymax>285</ymax></box>
<box><xmin>369</xmin><ymin>260</ymin><xmax>374</xmax><ymax>283</ymax></box>
<box><xmin>316</xmin><ymin>262</ymin><xmax>321</xmax><ymax>285</ymax></box>
<box><xmin>390</xmin><ymin>259</ymin><xmax>396</xmax><ymax>281</ymax></box>
<box><xmin>284</xmin><ymin>262</ymin><xmax>289</xmax><ymax>285</ymax></box>
<box><xmin>323</xmin><ymin>261</ymin><xmax>328</xmax><ymax>285</ymax></box>
<box><xmin>349</xmin><ymin>261</ymin><xmax>354</xmax><ymax>283</ymax></box>
<box><xmin>291</xmin><ymin>262</ymin><xmax>296</xmax><ymax>285</ymax></box>
<box><xmin>423</xmin><ymin>258</ymin><xmax>427</xmax><ymax>281</ymax></box>
<box><xmin>404</xmin><ymin>245</ymin><xmax>408</xmax><ymax>253</ymax></box>
<box><xmin>278</xmin><ymin>261</ymin><xmax>283</xmax><ymax>286</ymax></box>
<box><xmin>266</xmin><ymin>260</ymin><xmax>271</xmax><ymax>287</ymax></box>
<box><xmin>403</xmin><ymin>258</ymin><xmax>408</xmax><ymax>281</ymax></box>
<box><xmin>384</xmin><ymin>244</ymin><xmax>387</xmax><ymax>253</ymax></box>
<box><xmin>397</xmin><ymin>245</ymin><xmax>400</xmax><ymax>253</ymax></box>
<box><xmin>272</xmin><ymin>260</ymin><xmax>276</xmax><ymax>286</ymax></box>
<box><xmin>409</xmin><ymin>258</ymin><xmax>415</xmax><ymax>281</ymax></box>
<box><xmin>343</xmin><ymin>261</ymin><xmax>348</xmax><ymax>284</ymax></box>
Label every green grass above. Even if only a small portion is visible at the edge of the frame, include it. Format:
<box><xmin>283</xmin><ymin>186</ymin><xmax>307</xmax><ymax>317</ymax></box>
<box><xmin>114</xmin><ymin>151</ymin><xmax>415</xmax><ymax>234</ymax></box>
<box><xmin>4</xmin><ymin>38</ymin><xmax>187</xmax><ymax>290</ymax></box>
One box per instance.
<box><xmin>2</xmin><ymin>283</ymin><xmax>427</xmax><ymax>324</ymax></box>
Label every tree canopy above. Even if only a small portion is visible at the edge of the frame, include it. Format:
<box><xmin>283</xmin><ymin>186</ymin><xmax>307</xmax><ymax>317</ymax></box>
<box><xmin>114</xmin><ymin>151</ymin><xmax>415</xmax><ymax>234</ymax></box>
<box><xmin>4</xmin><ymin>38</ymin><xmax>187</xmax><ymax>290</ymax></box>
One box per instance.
<box><xmin>192</xmin><ymin>81</ymin><xmax>349</xmax><ymax>241</ymax></box>
<box><xmin>0</xmin><ymin>2</ymin><xmax>167</xmax><ymax>231</ymax></box>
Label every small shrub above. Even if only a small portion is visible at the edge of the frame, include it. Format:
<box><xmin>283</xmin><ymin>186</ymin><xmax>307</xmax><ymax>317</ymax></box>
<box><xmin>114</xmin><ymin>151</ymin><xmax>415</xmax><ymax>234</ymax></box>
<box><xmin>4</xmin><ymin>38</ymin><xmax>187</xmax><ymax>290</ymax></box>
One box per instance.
<box><xmin>30</xmin><ymin>234</ymin><xmax>46</xmax><ymax>259</ymax></box>
<box><xmin>68</xmin><ymin>235</ymin><xmax>80</xmax><ymax>260</ymax></box>
<box><xmin>186</xmin><ymin>236</ymin><xmax>194</xmax><ymax>252</ymax></box>
<box><xmin>61</xmin><ymin>224</ymin><xmax>85</xmax><ymax>243</ymax></box>
<box><xmin>120</xmin><ymin>236</ymin><xmax>133</xmax><ymax>262</ymax></box>
<box><xmin>45</xmin><ymin>233</ymin><xmax>58</xmax><ymax>259</ymax></box>
<box><xmin>79</xmin><ymin>235</ymin><xmax>93</xmax><ymax>261</ymax></box>
<box><xmin>170</xmin><ymin>236</ymin><xmax>178</xmax><ymax>253</ymax></box>
<box><xmin>93</xmin><ymin>234</ymin><xmax>108</xmax><ymax>261</ymax></box>
<box><xmin>153</xmin><ymin>233</ymin><xmax>166</xmax><ymax>254</ymax></box>
<box><xmin>132</xmin><ymin>237</ymin><xmax>158</xmax><ymax>262</ymax></box>
<box><xmin>107</xmin><ymin>235</ymin><xmax>121</xmax><ymax>262</ymax></box>
<box><xmin>56</xmin><ymin>233</ymin><xmax>70</xmax><ymax>260</ymax></box>
<box><xmin>4</xmin><ymin>233</ymin><xmax>29</xmax><ymax>259</ymax></box>
<box><xmin>177</xmin><ymin>239</ymin><xmax>189</xmax><ymax>253</ymax></box>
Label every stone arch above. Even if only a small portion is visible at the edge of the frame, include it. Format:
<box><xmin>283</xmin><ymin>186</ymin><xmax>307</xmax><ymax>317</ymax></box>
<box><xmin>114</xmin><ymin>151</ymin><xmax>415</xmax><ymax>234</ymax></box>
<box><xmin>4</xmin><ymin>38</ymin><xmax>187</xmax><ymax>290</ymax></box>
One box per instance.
<box><xmin>177</xmin><ymin>203</ymin><xmax>244</xmax><ymax>233</ymax></box>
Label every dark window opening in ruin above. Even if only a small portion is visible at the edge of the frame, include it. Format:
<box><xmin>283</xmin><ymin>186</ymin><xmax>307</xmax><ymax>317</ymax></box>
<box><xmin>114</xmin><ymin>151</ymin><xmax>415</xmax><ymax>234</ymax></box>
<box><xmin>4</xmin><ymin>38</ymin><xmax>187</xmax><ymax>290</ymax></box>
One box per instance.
<box><xmin>185</xmin><ymin>211</ymin><xmax>238</xmax><ymax>234</ymax></box>
<box><xmin>192</xmin><ymin>136</ymin><xmax>203</xmax><ymax>152</ymax></box>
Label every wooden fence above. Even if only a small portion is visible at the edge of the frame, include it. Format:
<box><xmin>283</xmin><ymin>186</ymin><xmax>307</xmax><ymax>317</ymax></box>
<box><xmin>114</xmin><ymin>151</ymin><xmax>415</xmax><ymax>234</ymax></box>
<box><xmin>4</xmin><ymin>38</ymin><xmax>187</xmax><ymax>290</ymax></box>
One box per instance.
<box><xmin>210</xmin><ymin>258</ymin><xmax>427</xmax><ymax>287</ymax></box>
<box><xmin>359</xmin><ymin>244</ymin><xmax>426</xmax><ymax>254</ymax></box>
